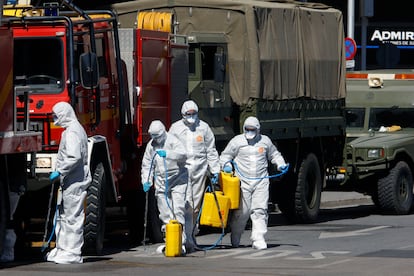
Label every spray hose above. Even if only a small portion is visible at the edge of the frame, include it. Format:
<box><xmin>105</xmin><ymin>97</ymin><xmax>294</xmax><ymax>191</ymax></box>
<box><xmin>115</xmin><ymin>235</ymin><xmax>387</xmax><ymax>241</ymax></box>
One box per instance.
<box><xmin>224</xmin><ymin>160</ymin><xmax>290</xmax><ymax>180</ymax></box>
<box><xmin>41</xmin><ymin>183</ymin><xmax>62</xmax><ymax>253</ymax></box>
<box><xmin>193</xmin><ymin>183</ymin><xmax>226</xmax><ymax>252</ymax></box>
<box><xmin>144</xmin><ymin>151</ymin><xmax>174</xmax><ymax>217</ymax></box>
<box><xmin>193</xmin><ymin>162</ymin><xmax>289</xmax><ymax>252</ymax></box>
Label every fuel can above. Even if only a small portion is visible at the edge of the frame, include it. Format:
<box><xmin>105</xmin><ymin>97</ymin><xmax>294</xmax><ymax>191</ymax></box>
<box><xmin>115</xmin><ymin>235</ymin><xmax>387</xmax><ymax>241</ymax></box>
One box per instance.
<box><xmin>165</xmin><ymin>219</ymin><xmax>182</xmax><ymax>257</ymax></box>
<box><xmin>220</xmin><ymin>171</ymin><xmax>240</xmax><ymax>209</ymax></box>
<box><xmin>200</xmin><ymin>191</ymin><xmax>231</xmax><ymax>228</ymax></box>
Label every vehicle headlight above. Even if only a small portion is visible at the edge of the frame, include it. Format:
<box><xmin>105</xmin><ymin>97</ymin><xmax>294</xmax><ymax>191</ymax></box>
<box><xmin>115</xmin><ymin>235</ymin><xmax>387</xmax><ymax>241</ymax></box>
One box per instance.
<box><xmin>36</xmin><ymin>157</ymin><xmax>52</xmax><ymax>168</ymax></box>
<box><xmin>367</xmin><ymin>148</ymin><xmax>383</xmax><ymax>159</ymax></box>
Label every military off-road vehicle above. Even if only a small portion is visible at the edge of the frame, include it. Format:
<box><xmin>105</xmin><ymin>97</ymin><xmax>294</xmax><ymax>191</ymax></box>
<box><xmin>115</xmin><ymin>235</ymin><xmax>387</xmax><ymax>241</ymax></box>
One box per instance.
<box><xmin>336</xmin><ymin>70</ymin><xmax>414</xmax><ymax>214</ymax></box>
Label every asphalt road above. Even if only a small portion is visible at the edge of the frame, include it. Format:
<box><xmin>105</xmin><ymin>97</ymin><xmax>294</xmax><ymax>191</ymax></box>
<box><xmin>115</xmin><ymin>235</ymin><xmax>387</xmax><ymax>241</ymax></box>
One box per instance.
<box><xmin>1</xmin><ymin>191</ymin><xmax>388</xmax><ymax>276</ymax></box>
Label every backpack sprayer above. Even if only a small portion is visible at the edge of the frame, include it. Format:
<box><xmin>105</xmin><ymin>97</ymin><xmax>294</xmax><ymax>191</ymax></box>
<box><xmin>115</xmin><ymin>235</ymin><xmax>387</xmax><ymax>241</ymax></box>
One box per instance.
<box><xmin>194</xmin><ymin>161</ymin><xmax>289</xmax><ymax>251</ymax></box>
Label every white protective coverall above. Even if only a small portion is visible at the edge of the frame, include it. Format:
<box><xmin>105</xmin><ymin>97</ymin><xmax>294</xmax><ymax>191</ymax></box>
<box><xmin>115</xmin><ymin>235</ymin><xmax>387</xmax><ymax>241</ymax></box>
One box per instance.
<box><xmin>46</xmin><ymin>102</ymin><xmax>91</xmax><ymax>264</ymax></box>
<box><xmin>220</xmin><ymin>116</ymin><xmax>286</xmax><ymax>250</ymax></box>
<box><xmin>169</xmin><ymin>100</ymin><xmax>220</xmax><ymax>251</ymax></box>
<box><xmin>141</xmin><ymin>120</ymin><xmax>188</xmax><ymax>252</ymax></box>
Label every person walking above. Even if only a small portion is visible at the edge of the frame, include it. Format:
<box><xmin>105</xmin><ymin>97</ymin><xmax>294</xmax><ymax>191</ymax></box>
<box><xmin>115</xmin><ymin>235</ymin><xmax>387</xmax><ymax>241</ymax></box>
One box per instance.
<box><xmin>46</xmin><ymin>102</ymin><xmax>91</xmax><ymax>264</ymax></box>
<box><xmin>141</xmin><ymin>120</ymin><xmax>189</xmax><ymax>254</ymax></box>
<box><xmin>169</xmin><ymin>100</ymin><xmax>220</xmax><ymax>252</ymax></box>
<box><xmin>220</xmin><ymin>116</ymin><xmax>287</xmax><ymax>250</ymax></box>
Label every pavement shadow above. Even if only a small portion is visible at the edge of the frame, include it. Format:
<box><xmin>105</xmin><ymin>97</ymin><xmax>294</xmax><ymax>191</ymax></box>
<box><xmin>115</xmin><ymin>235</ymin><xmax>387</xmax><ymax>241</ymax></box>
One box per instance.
<box><xmin>268</xmin><ymin>203</ymin><xmax>378</xmax><ymax>226</ymax></box>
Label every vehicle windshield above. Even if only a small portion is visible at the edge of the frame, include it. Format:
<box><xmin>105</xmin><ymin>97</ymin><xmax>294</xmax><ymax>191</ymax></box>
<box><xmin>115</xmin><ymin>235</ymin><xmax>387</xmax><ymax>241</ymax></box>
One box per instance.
<box><xmin>369</xmin><ymin>107</ymin><xmax>414</xmax><ymax>130</ymax></box>
<box><xmin>346</xmin><ymin>108</ymin><xmax>365</xmax><ymax>128</ymax></box>
<box><xmin>14</xmin><ymin>37</ymin><xmax>64</xmax><ymax>93</ymax></box>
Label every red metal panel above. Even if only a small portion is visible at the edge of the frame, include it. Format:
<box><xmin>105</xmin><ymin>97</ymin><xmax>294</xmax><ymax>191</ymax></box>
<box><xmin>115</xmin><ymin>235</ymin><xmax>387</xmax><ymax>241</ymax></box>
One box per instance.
<box><xmin>135</xmin><ymin>29</ymin><xmax>171</xmax><ymax>146</ymax></box>
<box><xmin>0</xmin><ymin>27</ymin><xmax>42</xmax><ymax>154</ymax></box>
<box><xmin>0</xmin><ymin>28</ymin><xmax>14</xmax><ymax>134</ymax></box>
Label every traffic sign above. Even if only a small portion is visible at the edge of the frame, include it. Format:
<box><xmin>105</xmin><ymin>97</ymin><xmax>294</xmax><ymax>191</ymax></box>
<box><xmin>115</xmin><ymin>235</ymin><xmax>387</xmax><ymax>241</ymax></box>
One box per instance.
<box><xmin>345</xmin><ymin>37</ymin><xmax>357</xmax><ymax>60</ymax></box>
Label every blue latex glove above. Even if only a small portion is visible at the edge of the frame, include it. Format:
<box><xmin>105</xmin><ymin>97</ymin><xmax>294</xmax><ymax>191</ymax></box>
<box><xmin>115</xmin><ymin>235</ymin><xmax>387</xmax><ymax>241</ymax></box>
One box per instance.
<box><xmin>143</xmin><ymin>182</ymin><xmax>152</xmax><ymax>192</ymax></box>
<box><xmin>223</xmin><ymin>166</ymin><xmax>232</xmax><ymax>173</ymax></box>
<box><xmin>49</xmin><ymin>171</ymin><xmax>60</xmax><ymax>181</ymax></box>
<box><xmin>278</xmin><ymin>164</ymin><xmax>289</xmax><ymax>172</ymax></box>
<box><xmin>156</xmin><ymin>149</ymin><xmax>166</xmax><ymax>158</ymax></box>
<box><xmin>211</xmin><ymin>173</ymin><xmax>219</xmax><ymax>184</ymax></box>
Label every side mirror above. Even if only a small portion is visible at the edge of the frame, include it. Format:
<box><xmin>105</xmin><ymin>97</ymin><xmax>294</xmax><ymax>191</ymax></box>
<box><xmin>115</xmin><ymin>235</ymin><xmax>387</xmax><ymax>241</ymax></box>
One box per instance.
<box><xmin>80</xmin><ymin>52</ymin><xmax>99</xmax><ymax>89</ymax></box>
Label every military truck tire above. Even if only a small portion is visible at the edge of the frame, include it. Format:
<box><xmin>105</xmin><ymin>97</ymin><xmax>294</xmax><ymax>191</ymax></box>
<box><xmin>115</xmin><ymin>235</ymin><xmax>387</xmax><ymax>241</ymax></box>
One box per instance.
<box><xmin>377</xmin><ymin>161</ymin><xmax>413</xmax><ymax>214</ymax></box>
<box><xmin>83</xmin><ymin>163</ymin><xmax>106</xmax><ymax>255</ymax></box>
<box><xmin>0</xmin><ymin>180</ymin><xmax>9</xmax><ymax>253</ymax></box>
<box><xmin>295</xmin><ymin>153</ymin><xmax>322</xmax><ymax>223</ymax></box>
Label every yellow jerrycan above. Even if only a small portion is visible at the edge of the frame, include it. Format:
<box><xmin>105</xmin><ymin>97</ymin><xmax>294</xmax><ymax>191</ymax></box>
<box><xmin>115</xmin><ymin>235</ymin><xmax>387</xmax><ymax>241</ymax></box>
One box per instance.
<box><xmin>200</xmin><ymin>191</ymin><xmax>231</xmax><ymax>228</ymax></box>
<box><xmin>220</xmin><ymin>171</ymin><xmax>240</xmax><ymax>209</ymax></box>
<box><xmin>165</xmin><ymin>219</ymin><xmax>182</xmax><ymax>257</ymax></box>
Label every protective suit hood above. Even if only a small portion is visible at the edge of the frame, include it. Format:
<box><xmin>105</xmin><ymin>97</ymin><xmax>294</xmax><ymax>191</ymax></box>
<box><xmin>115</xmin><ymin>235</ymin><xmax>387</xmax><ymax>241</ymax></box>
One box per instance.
<box><xmin>181</xmin><ymin>100</ymin><xmax>199</xmax><ymax>126</ymax></box>
<box><xmin>52</xmin><ymin>102</ymin><xmax>78</xmax><ymax>128</ymax></box>
<box><xmin>148</xmin><ymin>120</ymin><xmax>167</xmax><ymax>145</ymax></box>
<box><xmin>243</xmin><ymin>116</ymin><xmax>260</xmax><ymax>140</ymax></box>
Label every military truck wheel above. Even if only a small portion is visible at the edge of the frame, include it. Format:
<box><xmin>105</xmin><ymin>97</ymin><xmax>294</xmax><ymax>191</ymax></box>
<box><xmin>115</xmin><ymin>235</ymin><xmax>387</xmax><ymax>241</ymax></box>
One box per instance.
<box><xmin>377</xmin><ymin>161</ymin><xmax>413</xmax><ymax>214</ymax></box>
<box><xmin>295</xmin><ymin>153</ymin><xmax>322</xmax><ymax>223</ymax></box>
<box><xmin>0</xmin><ymin>180</ymin><xmax>9</xmax><ymax>253</ymax></box>
<box><xmin>83</xmin><ymin>163</ymin><xmax>106</xmax><ymax>255</ymax></box>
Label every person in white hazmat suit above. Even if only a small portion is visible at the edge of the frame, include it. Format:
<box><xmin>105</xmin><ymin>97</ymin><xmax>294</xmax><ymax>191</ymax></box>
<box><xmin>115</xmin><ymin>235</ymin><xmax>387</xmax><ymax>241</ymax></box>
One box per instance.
<box><xmin>220</xmin><ymin>116</ymin><xmax>287</xmax><ymax>250</ymax></box>
<box><xmin>46</xmin><ymin>102</ymin><xmax>91</xmax><ymax>264</ymax></box>
<box><xmin>169</xmin><ymin>100</ymin><xmax>220</xmax><ymax>252</ymax></box>
<box><xmin>141</xmin><ymin>120</ymin><xmax>189</xmax><ymax>254</ymax></box>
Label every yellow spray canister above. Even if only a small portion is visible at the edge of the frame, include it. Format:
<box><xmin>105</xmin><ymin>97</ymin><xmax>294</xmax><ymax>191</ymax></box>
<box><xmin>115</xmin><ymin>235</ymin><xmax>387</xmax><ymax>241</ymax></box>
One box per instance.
<box><xmin>220</xmin><ymin>171</ymin><xmax>240</xmax><ymax>209</ymax></box>
<box><xmin>200</xmin><ymin>191</ymin><xmax>231</xmax><ymax>228</ymax></box>
<box><xmin>165</xmin><ymin>219</ymin><xmax>182</xmax><ymax>257</ymax></box>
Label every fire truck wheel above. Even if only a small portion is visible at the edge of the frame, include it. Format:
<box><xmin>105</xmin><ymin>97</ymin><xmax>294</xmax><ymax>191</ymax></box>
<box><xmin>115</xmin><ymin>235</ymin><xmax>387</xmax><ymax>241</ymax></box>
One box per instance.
<box><xmin>0</xmin><ymin>180</ymin><xmax>9</xmax><ymax>253</ymax></box>
<box><xmin>378</xmin><ymin>161</ymin><xmax>413</xmax><ymax>215</ymax></box>
<box><xmin>83</xmin><ymin>162</ymin><xmax>106</xmax><ymax>255</ymax></box>
<box><xmin>295</xmin><ymin>153</ymin><xmax>322</xmax><ymax>223</ymax></box>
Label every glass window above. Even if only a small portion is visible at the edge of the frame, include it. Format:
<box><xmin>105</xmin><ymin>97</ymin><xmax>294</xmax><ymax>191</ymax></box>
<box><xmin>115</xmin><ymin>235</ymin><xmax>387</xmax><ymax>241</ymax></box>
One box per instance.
<box><xmin>346</xmin><ymin>108</ymin><xmax>365</xmax><ymax>128</ymax></box>
<box><xmin>14</xmin><ymin>37</ymin><xmax>64</xmax><ymax>93</ymax></box>
<box><xmin>369</xmin><ymin>108</ymin><xmax>414</xmax><ymax>129</ymax></box>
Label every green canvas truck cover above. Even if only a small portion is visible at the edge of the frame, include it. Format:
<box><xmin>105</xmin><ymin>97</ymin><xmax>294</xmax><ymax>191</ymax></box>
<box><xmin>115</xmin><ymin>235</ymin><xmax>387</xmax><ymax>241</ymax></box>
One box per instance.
<box><xmin>112</xmin><ymin>0</ymin><xmax>346</xmax><ymax>105</ymax></box>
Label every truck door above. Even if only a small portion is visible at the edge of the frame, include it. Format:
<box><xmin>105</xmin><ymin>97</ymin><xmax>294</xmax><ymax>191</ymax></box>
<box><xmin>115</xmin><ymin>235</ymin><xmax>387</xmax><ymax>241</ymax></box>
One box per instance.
<box><xmin>188</xmin><ymin>41</ymin><xmax>234</xmax><ymax>141</ymax></box>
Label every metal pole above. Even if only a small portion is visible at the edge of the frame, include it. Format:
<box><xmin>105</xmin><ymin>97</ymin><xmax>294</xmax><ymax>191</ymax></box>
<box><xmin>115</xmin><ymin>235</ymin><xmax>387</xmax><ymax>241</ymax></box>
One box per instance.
<box><xmin>347</xmin><ymin>0</ymin><xmax>355</xmax><ymax>39</ymax></box>
<box><xmin>361</xmin><ymin>16</ymin><xmax>368</xmax><ymax>70</ymax></box>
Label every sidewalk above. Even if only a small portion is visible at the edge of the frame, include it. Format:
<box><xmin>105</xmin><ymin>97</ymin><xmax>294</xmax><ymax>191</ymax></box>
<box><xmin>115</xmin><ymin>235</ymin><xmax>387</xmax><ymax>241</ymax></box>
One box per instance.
<box><xmin>320</xmin><ymin>191</ymin><xmax>373</xmax><ymax>208</ymax></box>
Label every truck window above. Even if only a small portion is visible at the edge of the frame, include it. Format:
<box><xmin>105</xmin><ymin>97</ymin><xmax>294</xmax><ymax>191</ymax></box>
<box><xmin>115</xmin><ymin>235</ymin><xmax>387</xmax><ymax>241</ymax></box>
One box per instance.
<box><xmin>369</xmin><ymin>108</ymin><xmax>414</xmax><ymax>129</ymax></box>
<box><xmin>14</xmin><ymin>37</ymin><xmax>64</xmax><ymax>93</ymax></box>
<box><xmin>346</xmin><ymin>108</ymin><xmax>365</xmax><ymax>128</ymax></box>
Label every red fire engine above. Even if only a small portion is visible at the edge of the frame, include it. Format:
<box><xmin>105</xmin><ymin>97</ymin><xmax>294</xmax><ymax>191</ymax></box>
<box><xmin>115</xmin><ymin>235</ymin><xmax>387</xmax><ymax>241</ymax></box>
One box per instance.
<box><xmin>0</xmin><ymin>22</ymin><xmax>42</xmax><ymax>254</ymax></box>
<box><xmin>2</xmin><ymin>1</ymin><xmax>188</xmax><ymax>254</ymax></box>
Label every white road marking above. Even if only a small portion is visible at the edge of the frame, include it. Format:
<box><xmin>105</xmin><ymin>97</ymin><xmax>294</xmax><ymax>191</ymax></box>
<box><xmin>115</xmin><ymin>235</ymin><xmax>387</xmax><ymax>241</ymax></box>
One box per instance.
<box><xmin>234</xmin><ymin>250</ymin><xmax>299</xmax><ymax>259</ymax></box>
<box><xmin>313</xmin><ymin>258</ymin><xmax>353</xmax><ymax>268</ymax></box>
<box><xmin>319</xmin><ymin>225</ymin><xmax>390</xmax><ymax>239</ymax></box>
<box><xmin>287</xmin><ymin>251</ymin><xmax>350</xmax><ymax>260</ymax></box>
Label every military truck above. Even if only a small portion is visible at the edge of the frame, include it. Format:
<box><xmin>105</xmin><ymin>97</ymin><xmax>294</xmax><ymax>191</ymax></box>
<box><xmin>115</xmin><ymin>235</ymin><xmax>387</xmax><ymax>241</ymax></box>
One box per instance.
<box><xmin>333</xmin><ymin>70</ymin><xmax>414</xmax><ymax>214</ymax></box>
<box><xmin>112</xmin><ymin>0</ymin><xmax>347</xmax><ymax>223</ymax></box>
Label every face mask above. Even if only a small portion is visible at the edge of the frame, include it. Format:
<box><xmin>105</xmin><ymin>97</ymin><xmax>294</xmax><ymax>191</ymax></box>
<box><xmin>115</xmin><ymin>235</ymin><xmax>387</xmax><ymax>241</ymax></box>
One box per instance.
<box><xmin>183</xmin><ymin>114</ymin><xmax>198</xmax><ymax>125</ymax></box>
<box><xmin>151</xmin><ymin>133</ymin><xmax>165</xmax><ymax>145</ymax></box>
<box><xmin>245</xmin><ymin>130</ymin><xmax>257</xmax><ymax>140</ymax></box>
